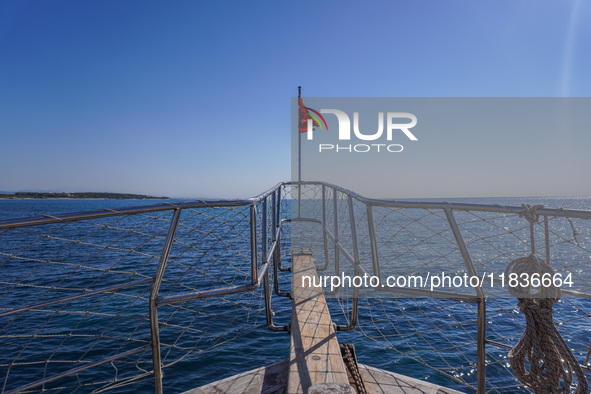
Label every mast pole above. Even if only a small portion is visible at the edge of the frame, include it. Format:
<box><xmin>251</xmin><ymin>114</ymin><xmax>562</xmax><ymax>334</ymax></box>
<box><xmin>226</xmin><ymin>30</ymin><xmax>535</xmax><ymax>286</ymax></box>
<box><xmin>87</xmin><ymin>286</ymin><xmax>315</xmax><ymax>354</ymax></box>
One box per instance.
<box><xmin>297</xmin><ymin>86</ymin><xmax>302</xmax><ymax>218</ymax></box>
<box><xmin>298</xmin><ymin>86</ymin><xmax>302</xmax><ymax>185</ymax></box>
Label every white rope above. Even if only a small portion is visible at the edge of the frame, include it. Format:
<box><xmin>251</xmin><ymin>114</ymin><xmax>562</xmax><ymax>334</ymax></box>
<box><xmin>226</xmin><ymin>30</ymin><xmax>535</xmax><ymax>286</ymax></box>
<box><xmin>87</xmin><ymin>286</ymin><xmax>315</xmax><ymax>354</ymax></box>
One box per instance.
<box><xmin>520</xmin><ymin>204</ymin><xmax>544</xmax><ymax>253</ymax></box>
<box><xmin>506</xmin><ymin>254</ymin><xmax>588</xmax><ymax>393</ymax></box>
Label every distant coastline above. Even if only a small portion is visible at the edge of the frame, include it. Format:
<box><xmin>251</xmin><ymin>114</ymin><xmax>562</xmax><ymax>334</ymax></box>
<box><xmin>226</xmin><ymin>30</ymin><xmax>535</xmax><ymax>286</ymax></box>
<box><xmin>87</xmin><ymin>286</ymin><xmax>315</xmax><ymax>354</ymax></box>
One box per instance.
<box><xmin>0</xmin><ymin>192</ymin><xmax>170</xmax><ymax>200</ymax></box>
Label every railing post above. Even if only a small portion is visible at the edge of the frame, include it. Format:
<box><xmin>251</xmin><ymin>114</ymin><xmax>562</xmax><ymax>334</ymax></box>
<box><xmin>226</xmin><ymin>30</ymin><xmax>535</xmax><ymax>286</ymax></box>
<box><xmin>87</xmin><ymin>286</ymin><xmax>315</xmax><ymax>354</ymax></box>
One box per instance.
<box><xmin>366</xmin><ymin>203</ymin><xmax>381</xmax><ymax>280</ymax></box>
<box><xmin>544</xmin><ymin>215</ymin><xmax>551</xmax><ymax>265</ymax></box>
<box><xmin>444</xmin><ymin>208</ymin><xmax>486</xmax><ymax>393</ymax></box>
<box><xmin>150</xmin><ymin>208</ymin><xmax>182</xmax><ymax>394</ymax></box>
<box><xmin>272</xmin><ymin>190</ymin><xmax>279</xmax><ymax>293</ymax></box>
<box><xmin>250</xmin><ymin>204</ymin><xmax>258</xmax><ymax>284</ymax></box>
<box><xmin>277</xmin><ymin>186</ymin><xmax>290</xmax><ymax>273</ymax></box>
<box><xmin>262</xmin><ymin>198</ymin><xmax>273</xmax><ymax>326</ymax></box>
<box><xmin>265</xmin><ymin>190</ymin><xmax>289</xmax><ymax>329</ymax></box>
<box><xmin>262</xmin><ymin>198</ymin><xmax>267</xmax><ymax>262</ymax></box>
<box><xmin>477</xmin><ymin>297</ymin><xmax>486</xmax><ymax>393</ymax></box>
<box><xmin>319</xmin><ymin>184</ymin><xmax>329</xmax><ymax>271</ymax></box>
<box><xmin>333</xmin><ymin>188</ymin><xmax>340</xmax><ymax>278</ymax></box>
<box><xmin>272</xmin><ymin>191</ymin><xmax>277</xmax><ymax>237</ymax></box>
<box><xmin>273</xmin><ymin>190</ymin><xmax>290</xmax><ymax>297</ymax></box>
<box><xmin>345</xmin><ymin>195</ymin><xmax>359</xmax><ymax>330</ymax></box>
<box><xmin>297</xmin><ymin>183</ymin><xmax>301</xmax><ymax>219</ymax></box>
<box><xmin>277</xmin><ymin>185</ymin><xmax>282</xmax><ymax>227</ymax></box>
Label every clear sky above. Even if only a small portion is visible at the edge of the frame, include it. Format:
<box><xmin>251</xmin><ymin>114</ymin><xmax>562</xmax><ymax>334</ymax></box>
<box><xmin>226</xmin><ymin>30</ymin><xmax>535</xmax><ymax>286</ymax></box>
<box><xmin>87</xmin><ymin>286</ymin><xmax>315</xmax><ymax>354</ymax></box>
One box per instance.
<box><xmin>1</xmin><ymin>0</ymin><xmax>589</xmax><ymax>198</ymax></box>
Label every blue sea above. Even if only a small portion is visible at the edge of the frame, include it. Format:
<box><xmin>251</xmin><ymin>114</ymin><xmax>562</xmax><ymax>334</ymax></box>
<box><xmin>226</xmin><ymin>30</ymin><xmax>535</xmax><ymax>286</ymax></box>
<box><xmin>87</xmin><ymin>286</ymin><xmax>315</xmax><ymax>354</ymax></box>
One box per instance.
<box><xmin>0</xmin><ymin>196</ymin><xmax>590</xmax><ymax>393</ymax></box>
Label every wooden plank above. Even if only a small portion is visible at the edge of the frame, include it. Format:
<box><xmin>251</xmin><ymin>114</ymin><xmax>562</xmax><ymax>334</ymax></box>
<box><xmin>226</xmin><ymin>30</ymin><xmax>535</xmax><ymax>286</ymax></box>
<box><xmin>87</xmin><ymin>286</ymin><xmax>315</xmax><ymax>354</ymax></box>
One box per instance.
<box><xmin>182</xmin><ymin>359</ymin><xmax>289</xmax><ymax>394</ymax></box>
<box><xmin>287</xmin><ymin>251</ymin><xmax>353</xmax><ymax>393</ymax></box>
<box><xmin>358</xmin><ymin>364</ymin><xmax>465</xmax><ymax>394</ymax></box>
<box><xmin>182</xmin><ymin>360</ymin><xmax>464</xmax><ymax>394</ymax></box>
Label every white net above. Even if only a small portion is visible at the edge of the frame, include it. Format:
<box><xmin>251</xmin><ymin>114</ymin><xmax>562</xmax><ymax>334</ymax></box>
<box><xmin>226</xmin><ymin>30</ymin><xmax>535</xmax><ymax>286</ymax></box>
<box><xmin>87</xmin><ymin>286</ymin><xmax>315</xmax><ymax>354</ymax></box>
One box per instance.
<box><xmin>282</xmin><ymin>182</ymin><xmax>591</xmax><ymax>393</ymax></box>
<box><xmin>1</xmin><ymin>183</ymin><xmax>590</xmax><ymax>393</ymax></box>
<box><xmin>0</xmin><ymin>199</ymin><xmax>281</xmax><ymax>393</ymax></box>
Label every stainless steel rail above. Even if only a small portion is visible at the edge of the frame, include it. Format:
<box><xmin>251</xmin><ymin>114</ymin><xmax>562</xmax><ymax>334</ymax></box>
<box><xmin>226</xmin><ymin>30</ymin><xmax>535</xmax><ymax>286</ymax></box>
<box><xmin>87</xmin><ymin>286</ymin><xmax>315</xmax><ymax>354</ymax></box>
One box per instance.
<box><xmin>4</xmin><ymin>346</ymin><xmax>151</xmax><ymax>394</ymax></box>
<box><xmin>0</xmin><ymin>184</ymin><xmax>286</xmax><ymax>393</ymax></box>
<box><xmin>280</xmin><ymin>181</ymin><xmax>591</xmax><ymax>393</ymax></box>
<box><xmin>284</xmin><ymin>181</ymin><xmax>591</xmax><ymax>219</ymax></box>
<box><xmin>1</xmin><ymin>180</ymin><xmax>590</xmax><ymax>393</ymax></box>
<box><xmin>0</xmin><ymin>279</ymin><xmax>153</xmax><ymax>318</ymax></box>
<box><xmin>149</xmin><ymin>207</ymin><xmax>182</xmax><ymax>394</ymax></box>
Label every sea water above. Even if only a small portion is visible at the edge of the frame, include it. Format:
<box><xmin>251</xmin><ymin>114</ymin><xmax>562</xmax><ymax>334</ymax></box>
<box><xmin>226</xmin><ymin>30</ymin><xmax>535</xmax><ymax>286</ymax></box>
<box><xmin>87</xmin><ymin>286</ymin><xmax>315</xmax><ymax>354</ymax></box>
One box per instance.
<box><xmin>0</xmin><ymin>197</ymin><xmax>590</xmax><ymax>392</ymax></box>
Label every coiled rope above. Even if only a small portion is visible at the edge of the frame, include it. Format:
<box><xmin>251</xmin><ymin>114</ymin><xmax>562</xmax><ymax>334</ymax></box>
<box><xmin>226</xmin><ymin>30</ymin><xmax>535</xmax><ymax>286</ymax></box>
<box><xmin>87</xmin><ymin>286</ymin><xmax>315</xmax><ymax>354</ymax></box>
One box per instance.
<box><xmin>506</xmin><ymin>204</ymin><xmax>588</xmax><ymax>393</ymax></box>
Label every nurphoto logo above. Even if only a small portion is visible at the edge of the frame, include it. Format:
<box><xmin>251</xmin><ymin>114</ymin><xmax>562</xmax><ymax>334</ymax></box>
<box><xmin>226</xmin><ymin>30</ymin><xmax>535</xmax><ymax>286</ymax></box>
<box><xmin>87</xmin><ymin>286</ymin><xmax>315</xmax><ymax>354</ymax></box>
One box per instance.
<box><xmin>298</xmin><ymin>98</ymin><xmax>418</xmax><ymax>153</ymax></box>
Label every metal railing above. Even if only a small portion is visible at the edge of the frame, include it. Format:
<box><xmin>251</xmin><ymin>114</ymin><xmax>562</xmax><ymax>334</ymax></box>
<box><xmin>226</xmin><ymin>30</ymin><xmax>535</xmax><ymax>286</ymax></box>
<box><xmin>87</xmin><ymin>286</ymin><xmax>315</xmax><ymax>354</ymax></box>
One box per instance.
<box><xmin>284</xmin><ymin>181</ymin><xmax>591</xmax><ymax>392</ymax></box>
<box><xmin>0</xmin><ymin>186</ymin><xmax>287</xmax><ymax>393</ymax></box>
<box><xmin>284</xmin><ymin>182</ymin><xmax>487</xmax><ymax>391</ymax></box>
<box><xmin>1</xmin><ymin>181</ymin><xmax>590</xmax><ymax>393</ymax></box>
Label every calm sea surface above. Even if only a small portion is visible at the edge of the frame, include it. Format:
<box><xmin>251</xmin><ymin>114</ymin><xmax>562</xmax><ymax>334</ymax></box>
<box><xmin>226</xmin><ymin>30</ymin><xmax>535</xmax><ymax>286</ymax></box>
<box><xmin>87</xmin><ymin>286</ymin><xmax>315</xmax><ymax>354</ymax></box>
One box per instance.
<box><xmin>0</xmin><ymin>197</ymin><xmax>590</xmax><ymax>393</ymax></box>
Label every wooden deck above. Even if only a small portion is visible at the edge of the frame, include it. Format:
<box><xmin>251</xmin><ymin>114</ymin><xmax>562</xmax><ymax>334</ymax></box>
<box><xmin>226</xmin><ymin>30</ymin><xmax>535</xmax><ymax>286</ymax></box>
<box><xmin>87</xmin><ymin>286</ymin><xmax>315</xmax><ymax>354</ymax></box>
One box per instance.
<box><xmin>184</xmin><ymin>250</ymin><xmax>465</xmax><ymax>394</ymax></box>
<box><xmin>183</xmin><ymin>360</ymin><xmax>288</xmax><ymax>394</ymax></box>
<box><xmin>183</xmin><ymin>361</ymin><xmax>464</xmax><ymax>394</ymax></box>
<box><xmin>288</xmin><ymin>251</ymin><xmax>354</xmax><ymax>393</ymax></box>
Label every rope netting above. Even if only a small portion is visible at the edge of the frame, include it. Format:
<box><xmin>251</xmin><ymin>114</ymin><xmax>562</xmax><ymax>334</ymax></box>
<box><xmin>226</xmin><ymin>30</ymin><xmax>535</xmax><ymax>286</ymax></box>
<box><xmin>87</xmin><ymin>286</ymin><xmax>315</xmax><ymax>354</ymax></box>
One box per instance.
<box><xmin>0</xmin><ymin>201</ymin><xmax>277</xmax><ymax>393</ymax></box>
<box><xmin>282</xmin><ymin>183</ymin><xmax>591</xmax><ymax>393</ymax></box>
<box><xmin>1</xmin><ymin>183</ymin><xmax>590</xmax><ymax>393</ymax></box>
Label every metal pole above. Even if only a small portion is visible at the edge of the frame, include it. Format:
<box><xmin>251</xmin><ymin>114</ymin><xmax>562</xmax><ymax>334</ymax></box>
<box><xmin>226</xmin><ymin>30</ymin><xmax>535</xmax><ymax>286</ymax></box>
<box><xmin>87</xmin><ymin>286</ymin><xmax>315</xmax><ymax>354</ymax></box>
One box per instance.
<box><xmin>273</xmin><ymin>226</ymin><xmax>290</xmax><ymax>297</ymax></box>
<box><xmin>277</xmin><ymin>184</ymin><xmax>282</xmax><ymax>226</ymax></box>
<box><xmin>271</xmin><ymin>190</ymin><xmax>279</xmax><ymax>290</ymax></box>
<box><xmin>150</xmin><ymin>208</ymin><xmax>182</xmax><ymax>394</ymax></box>
<box><xmin>277</xmin><ymin>187</ymin><xmax>290</xmax><ymax>273</ymax></box>
<box><xmin>262</xmin><ymin>198</ymin><xmax>273</xmax><ymax>326</ymax></box>
<box><xmin>298</xmin><ymin>86</ymin><xmax>302</xmax><ymax>186</ymax></box>
<box><xmin>262</xmin><ymin>194</ymin><xmax>289</xmax><ymax>329</ymax></box>
<box><xmin>272</xmin><ymin>191</ymin><xmax>277</xmax><ymax>237</ymax></box>
<box><xmin>544</xmin><ymin>216</ymin><xmax>551</xmax><ymax>265</ymax></box>
<box><xmin>477</xmin><ymin>298</ymin><xmax>486</xmax><ymax>394</ymax></box>
<box><xmin>319</xmin><ymin>184</ymin><xmax>329</xmax><ymax>271</ymax></box>
<box><xmin>333</xmin><ymin>188</ymin><xmax>340</xmax><ymax>279</ymax></box>
<box><xmin>272</xmin><ymin>188</ymin><xmax>290</xmax><ymax>297</ymax></box>
<box><xmin>366</xmin><ymin>203</ymin><xmax>381</xmax><ymax>279</ymax></box>
<box><xmin>346</xmin><ymin>195</ymin><xmax>359</xmax><ymax>330</ymax></box>
<box><xmin>250</xmin><ymin>204</ymin><xmax>258</xmax><ymax>284</ymax></box>
<box><xmin>262</xmin><ymin>198</ymin><xmax>268</xmax><ymax>264</ymax></box>
<box><xmin>297</xmin><ymin>86</ymin><xmax>302</xmax><ymax>219</ymax></box>
<box><xmin>444</xmin><ymin>208</ymin><xmax>485</xmax><ymax>393</ymax></box>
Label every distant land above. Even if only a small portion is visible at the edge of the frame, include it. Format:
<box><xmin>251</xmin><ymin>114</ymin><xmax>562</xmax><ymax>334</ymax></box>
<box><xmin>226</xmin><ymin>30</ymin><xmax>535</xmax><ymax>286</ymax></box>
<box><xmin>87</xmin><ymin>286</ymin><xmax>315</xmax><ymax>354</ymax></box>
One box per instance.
<box><xmin>0</xmin><ymin>192</ymin><xmax>170</xmax><ymax>200</ymax></box>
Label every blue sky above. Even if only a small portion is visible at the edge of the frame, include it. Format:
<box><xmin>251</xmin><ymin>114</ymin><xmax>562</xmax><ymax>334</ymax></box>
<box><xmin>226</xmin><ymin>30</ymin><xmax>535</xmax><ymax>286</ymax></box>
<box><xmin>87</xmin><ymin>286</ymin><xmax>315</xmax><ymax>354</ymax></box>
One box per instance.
<box><xmin>1</xmin><ymin>0</ymin><xmax>589</xmax><ymax>198</ymax></box>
